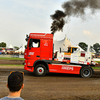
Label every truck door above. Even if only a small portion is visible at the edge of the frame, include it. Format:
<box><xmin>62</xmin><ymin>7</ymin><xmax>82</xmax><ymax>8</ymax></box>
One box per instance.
<box><xmin>28</xmin><ymin>39</ymin><xmax>40</xmax><ymax>60</ymax></box>
<box><xmin>40</xmin><ymin>39</ymin><xmax>52</xmax><ymax>60</ymax></box>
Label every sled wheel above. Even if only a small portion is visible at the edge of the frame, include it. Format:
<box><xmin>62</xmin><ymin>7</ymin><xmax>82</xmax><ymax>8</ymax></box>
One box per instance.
<box><xmin>80</xmin><ymin>66</ymin><xmax>93</xmax><ymax>78</ymax></box>
<box><xmin>34</xmin><ymin>64</ymin><xmax>46</xmax><ymax>77</ymax></box>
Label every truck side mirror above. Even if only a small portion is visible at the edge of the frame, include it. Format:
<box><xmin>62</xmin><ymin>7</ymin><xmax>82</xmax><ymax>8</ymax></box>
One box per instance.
<box><xmin>60</xmin><ymin>48</ymin><xmax>61</xmax><ymax>53</ymax></box>
<box><xmin>29</xmin><ymin>39</ymin><xmax>33</xmax><ymax>49</ymax></box>
<box><xmin>25</xmin><ymin>35</ymin><xmax>29</xmax><ymax>41</ymax></box>
<box><xmin>25</xmin><ymin>45</ymin><xmax>27</xmax><ymax>49</ymax></box>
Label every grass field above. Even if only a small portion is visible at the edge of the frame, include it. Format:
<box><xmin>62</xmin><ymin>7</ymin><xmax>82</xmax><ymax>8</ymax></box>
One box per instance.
<box><xmin>92</xmin><ymin>67</ymin><xmax>100</xmax><ymax>69</ymax></box>
<box><xmin>0</xmin><ymin>57</ymin><xmax>24</xmax><ymax>60</ymax></box>
<box><xmin>95</xmin><ymin>61</ymin><xmax>100</xmax><ymax>63</ymax></box>
<box><xmin>0</xmin><ymin>57</ymin><xmax>100</xmax><ymax>69</ymax></box>
<box><xmin>0</xmin><ymin>64</ymin><xmax>24</xmax><ymax>66</ymax></box>
<box><xmin>0</xmin><ymin>65</ymin><xmax>99</xmax><ymax>69</ymax></box>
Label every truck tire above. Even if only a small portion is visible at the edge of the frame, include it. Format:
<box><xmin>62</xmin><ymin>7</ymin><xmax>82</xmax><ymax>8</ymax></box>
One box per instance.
<box><xmin>34</xmin><ymin>64</ymin><xmax>46</xmax><ymax>77</ymax></box>
<box><xmin>80</xmin><ymin>66</ymin><xmax>93</xmax><ymax>78</ymax></box>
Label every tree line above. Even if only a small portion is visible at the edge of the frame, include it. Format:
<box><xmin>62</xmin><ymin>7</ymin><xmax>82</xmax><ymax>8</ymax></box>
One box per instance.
<box><xmin>0</xmin><ymin>42</ymin><xmax>19</xmax><ymax>50</ymax></box>
<box><xmin>0</xmin><ymin>42</ymin><xmax>100</xmax><ymax>53</ymax></box>
<box><xmin>78</xmin><ymin>42</ymin><xmax>100</xmax><ymax>53</ymax></box>
<box><xmin>0</xmin><ymin>42</ymin><xmax>6</xmax><ymax>47</ymax></box>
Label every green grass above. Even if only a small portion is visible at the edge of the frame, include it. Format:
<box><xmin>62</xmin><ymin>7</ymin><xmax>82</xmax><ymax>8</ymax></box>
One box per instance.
<box><xmin>92</xmin><ymin>67</ymin><xmax>100</xmax><ymax>69</ymax></box>
<box><xmin>0</xmin><ymin>64</ymin><xmax>24</xmax><ymax>66</ymax></box>
<box><xmin>95</xmin><ymin>61</ymin><xmax>100</xmax><ymax>63</ymax></box>
<box><xmin>0</xmin><ymin>57</ymin><xmax>24</xmax><ymax>60</ymax></box>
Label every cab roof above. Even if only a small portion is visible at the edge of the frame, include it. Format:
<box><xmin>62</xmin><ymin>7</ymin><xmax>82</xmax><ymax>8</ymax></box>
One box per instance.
<box><xmin>29</xmin><ymin>33</ymin><xmax>53</xmax><ymax>39</ymax></box>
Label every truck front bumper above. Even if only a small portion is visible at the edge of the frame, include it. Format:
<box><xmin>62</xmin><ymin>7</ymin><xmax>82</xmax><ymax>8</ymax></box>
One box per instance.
<box><xmin>24</xmin><ymin>60</ymin><xmax>34</xmax><ymax>72</ymax></box>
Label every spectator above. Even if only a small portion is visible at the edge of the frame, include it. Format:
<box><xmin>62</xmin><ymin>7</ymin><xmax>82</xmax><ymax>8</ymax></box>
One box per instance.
<box><xmin>0</xmin><ymin>71</ymin><xmax>24</xmax><ymax>100</ymax></box>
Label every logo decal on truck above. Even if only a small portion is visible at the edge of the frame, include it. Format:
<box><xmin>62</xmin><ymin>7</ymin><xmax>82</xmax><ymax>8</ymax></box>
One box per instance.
<box><xmin>29</xmin><ymin>52</ymin><xmax>34</xmax><ymax>55</ymax></box>
<box><xmin>62</xmin><ymin>66</ymin><xmax>73</xmax><ymax>71</ymax></box>
<box><xmin>44</xmin><ymin>43</ymin><xmax>48</xmax><ymax>46</ymax></box>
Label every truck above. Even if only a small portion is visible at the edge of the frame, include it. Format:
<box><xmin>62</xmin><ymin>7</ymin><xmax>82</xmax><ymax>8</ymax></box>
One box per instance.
<box><xmin>54</xmin><ymin>45</ymin><xmax>96</xmax><ymax>66</ymax></box>
<box><xmin>24</xmin><ymin>33</ymin><xmax>94</xmax><ymax>78</ymax></box>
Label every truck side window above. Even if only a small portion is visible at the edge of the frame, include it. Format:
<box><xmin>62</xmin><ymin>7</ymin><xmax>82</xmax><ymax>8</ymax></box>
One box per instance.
<box><xmin>68</xmin><ymin>47</ymin><xmax>71</xmax><ymax>53</ymax></box>
<box><xmin>29</xmin><ymin>39</ymin><xmax>40</xmax><ymax>48</ymax></box>
<box><xmin>72</xmin><ymin>48</ymin><xmax>77</xmax><ymax>53</ymax></box>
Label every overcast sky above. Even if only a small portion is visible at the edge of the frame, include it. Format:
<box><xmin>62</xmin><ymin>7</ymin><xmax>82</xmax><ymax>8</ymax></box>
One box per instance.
<box><xmin>0</xmin><ymin>0</ymin><xmax>100</xmax><ymax>47</ymax></box>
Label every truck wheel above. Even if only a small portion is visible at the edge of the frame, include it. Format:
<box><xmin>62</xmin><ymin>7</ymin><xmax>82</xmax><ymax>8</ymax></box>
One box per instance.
<box><xmin>80</xmin><ymin>66</ymin><xmax>93</xmax><ymax>78</ymax></box>
<box><xmin>34</xmin><ymin>64</ymin><xmax>46</xmax><ymax>77</ymax></box>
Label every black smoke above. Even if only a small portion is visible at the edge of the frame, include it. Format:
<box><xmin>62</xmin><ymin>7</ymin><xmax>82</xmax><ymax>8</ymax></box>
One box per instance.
<box><xmin>50</xmin><ymin>10</ymin><xmax>66</xmax><ymax>34</ymax></box>
<box><xmin>51</xmin><ymin>0</ymin><xmax>100</xmax><ymax>35</ymax></box>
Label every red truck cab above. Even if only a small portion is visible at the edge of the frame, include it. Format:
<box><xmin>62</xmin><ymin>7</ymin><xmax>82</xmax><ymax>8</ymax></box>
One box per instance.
<box><xmin>24</xmin><ymin>33</ymin><xmax>53</xmax><ymax>72</ymax></box>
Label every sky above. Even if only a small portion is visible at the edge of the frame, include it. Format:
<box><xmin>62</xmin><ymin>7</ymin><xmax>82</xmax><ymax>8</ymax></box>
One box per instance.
<box><xmin>0</xmin><ymin>0</ymin><xmax>100</xmax><ymax>48</ymax></box>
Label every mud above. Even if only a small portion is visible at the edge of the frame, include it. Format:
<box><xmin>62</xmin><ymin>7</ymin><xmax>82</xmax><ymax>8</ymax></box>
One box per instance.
<box><xmin>0</xmin><ymin>66</ymin><xmax>100</xmax><ymax>100</ymax></box>
<box><xmin>0</xmin><ymin>59</ymin><xmax>24</xmax><ymax>65</ymax></box>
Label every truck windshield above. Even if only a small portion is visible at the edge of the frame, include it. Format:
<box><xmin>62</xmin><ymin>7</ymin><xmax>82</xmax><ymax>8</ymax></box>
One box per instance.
<box><xmin>29</xmin><ymin>39</ymin><xmax>40</xmax><ymax>48</ymax></box>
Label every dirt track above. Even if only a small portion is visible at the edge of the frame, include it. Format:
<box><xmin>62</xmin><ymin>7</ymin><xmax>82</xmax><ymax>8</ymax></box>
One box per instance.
<box><xmin>0</xmin><ymin>65</ymin><xmax>100</xmax><ymax>100</ymax></box>
<box><xmin>0</xmin><ymin>59</ymin><xmax>24</xmax><ymax>65</ymax></box>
